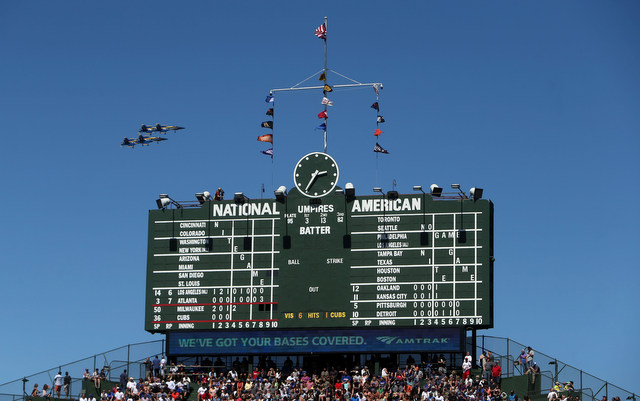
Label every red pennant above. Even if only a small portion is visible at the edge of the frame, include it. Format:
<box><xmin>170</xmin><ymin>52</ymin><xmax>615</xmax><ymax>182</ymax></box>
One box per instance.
<box><xmin>318</xmin><ymin>110</ymin><xmax>328</xmax><ymax>119</ymax></box>
<box><xmin>374</xmin><ymin>128</ymin><xmax>383</xmax><ymax>136</ymax></box>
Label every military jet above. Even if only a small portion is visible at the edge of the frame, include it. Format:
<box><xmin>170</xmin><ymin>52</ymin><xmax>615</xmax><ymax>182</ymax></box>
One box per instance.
<box><xmin>139</xmin><ymin>123</ymin><xmax>185</xmax><ymax>134</ymax></box>
<box><xmin>139</xmin><ymin>134</ymin><xmax>168</xmax><ymax>145</ymax></box>
<box><xmin>121</xmin><ymin>137</ymin><xmax>137</xmax><ymax>148</ymax></box>
<box><xmin>121</xmin><ymin>134</ymin><xmax>168</xmax><ymax>148</ymax></box>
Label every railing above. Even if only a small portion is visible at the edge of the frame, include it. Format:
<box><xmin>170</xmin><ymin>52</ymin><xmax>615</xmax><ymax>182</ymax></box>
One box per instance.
<box><xmin>470</xmin><ymin>336</ymin><xmax>637</xmax><ymax>401</ymax></box>
<box><xmin>0</xmin><ymin>394</ymin><xmax>24</xmax><ymax>401</ymax></box>
<box><xmin>0</xmin><ymin>340</ymin><xmax>164</xmax><ymax>401</ymax></box>
<box><xmin>2</xmin><ymin>336</ymin><xmax>637</xmax><ymax>401</ymax></box>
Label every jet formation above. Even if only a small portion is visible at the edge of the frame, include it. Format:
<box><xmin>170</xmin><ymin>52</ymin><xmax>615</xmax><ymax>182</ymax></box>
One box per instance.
<box><xmin>121</xmin><ymin>124</ymin><xmax>185</xmax><ymax>148</ymax></box>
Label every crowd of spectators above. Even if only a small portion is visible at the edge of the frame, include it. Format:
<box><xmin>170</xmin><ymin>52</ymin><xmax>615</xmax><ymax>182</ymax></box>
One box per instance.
<box><xmin>73</xmin><ymin>354</ymin><xmax>523</xmax><ymax>401</ymax></box>
<box><xmin>26</xmin><ymin>350</ymin><xmax>584</xmax><ymax>401</ymax></box>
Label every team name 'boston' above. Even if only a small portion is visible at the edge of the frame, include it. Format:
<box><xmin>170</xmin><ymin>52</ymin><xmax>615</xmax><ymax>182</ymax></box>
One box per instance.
<box><xmin>211</xmin><ymin>202</ymin><xmax>280</xmax><ymax>217</ymax></box>
<box><xmin>351</xmin><ymin>198</ymin><xmax>420</xmax><ymax>213</ymax></box>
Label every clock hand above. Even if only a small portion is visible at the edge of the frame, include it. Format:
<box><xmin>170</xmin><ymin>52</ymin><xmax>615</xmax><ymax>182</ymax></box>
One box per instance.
<box><xmin>317</xmin><ymin>170</ymin><xmax>327</xmax><ymax>176</ymax></box>
<box><xmin>305</xmin><ymin>170</ymin><xmax>320</xmax><ymax>191</ymax></box>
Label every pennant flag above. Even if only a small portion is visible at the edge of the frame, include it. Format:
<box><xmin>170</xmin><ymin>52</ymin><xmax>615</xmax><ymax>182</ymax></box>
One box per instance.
<box><xmin>265</xmin><ymin>95</ymin><xmax>274</xmax><ymax>103</ymax></box>
<box><xmin>315</xmin><ymin>23</ymin><xmax>327</xmax><ymax>39</ymax></box>
<box><xmin>317</xmin><ymin>110</ymin><xmax>328</xmax><ymax>119</ymax></box>
<box><xmin>321</xmin><ymin>97</ymin><xmax>333</xmax><ymax>106</ymax></box>
<box><xmin>318</xmin><ymin>72</ymin><xmax>326</xmax><ymax>81</ymax></box>
<box><xmin>261</xmin><ymin>121</ymin><xmax>273</xmax><ymax>129</ymax></box>
<box><xmin>315</xmin><ymin>123</ymin><xmax>327</xmax><ymax>131</ymax></box>
<box><xmin>374</xmin><ymin>128</ymin><xmax>383</xmax><ymax>136</ymax></box>
<box><xmin>266</xmin><ymin>108</ymin><xmax>274</xmax><ymax>116</ymax></box>
<box><xmin>373</xmin><ymin>83</ymin><xmax>381</xmax><ymax>96</ymax></box>
<box><xmin>371</xmin><ymin>102</ymin><xmax>379</xmax><ymax>111</ymax></box>
<box><xmin>257</xmin><ymin>134</ymin><xmax>273</xmax><ymax>143</ymax></box>
<box><xmin>377</xmin><ymin>116</ymin><xmax>385</xmax><ymax>123</ymax></box>
<box><xmin>261</xmin><ymin>148</ymin><xmax>273</xmax><ymax>157</ymax></box>
<box><xmin>374</xmin><ymin>142</ymin><xmax>389</xmax><ymax>154</ymax></box>
<box><xmin>323</xmin><ymin>84</ymin><xmax>333</xmax><ymax>92</ymax></box>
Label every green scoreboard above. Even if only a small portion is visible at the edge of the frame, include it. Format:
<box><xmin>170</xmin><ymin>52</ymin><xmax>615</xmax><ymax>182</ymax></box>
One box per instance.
<box><xmin>146</xmin><ymin>152</ymin><xmax>494</xmax><ymax>334</ymax></box>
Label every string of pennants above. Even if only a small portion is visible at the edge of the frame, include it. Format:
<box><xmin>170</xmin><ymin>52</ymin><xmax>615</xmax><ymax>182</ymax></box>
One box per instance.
<box><xmin>257</xmin><ymin>94</ymin><xmax>274</xmax><ymax>158</ymax></box>
<box><xmin>257</xmin><ymin>21</ymin><xmax>388</xmax><ymax>157</ymax></box>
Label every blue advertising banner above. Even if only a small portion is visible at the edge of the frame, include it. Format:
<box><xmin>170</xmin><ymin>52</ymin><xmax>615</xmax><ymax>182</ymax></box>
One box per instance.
<box><xmin>167</xmin><ymin>328</ymin><xmax>462</xmax><ymax>356</ymax></box>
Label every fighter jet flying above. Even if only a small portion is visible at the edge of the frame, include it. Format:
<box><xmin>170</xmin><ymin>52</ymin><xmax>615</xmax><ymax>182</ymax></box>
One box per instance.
<box><xmin>138</xmin><ymin>134</ymin><xmax>168</xmax><ymax>145</ymax></box>
<box><xmin>139</xmin><ymin>123</ymin><xmax>185</xmax><ymax>134</ymax></box>
<box><xmin>121</xmin><ymin>134</ymin><xmax>168</xmax><ymax>148</ymax></box>
<box><xmin>121</xmin><ymin>137</ymin><xmax>136</xmax><ymax>148</ymax></box>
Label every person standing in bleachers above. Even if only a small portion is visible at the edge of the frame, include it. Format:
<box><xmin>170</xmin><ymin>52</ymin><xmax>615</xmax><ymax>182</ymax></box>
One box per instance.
<box><xmin>526</xmin><ymin>347</ymin><xmax>535</xmax><ymax>369</ymax></box>
<box><xmin>145</xmin><ymin>358</ymin><xmax>153</xmax><ymax>380</ymax></box>
<box><xmin>160</xmin><ymin>356</ymin><xmax>167</xmax><ymax>379</ymax></box>
<box><xmin>119</xmin><ymin>370</ymin><xmax>128</xmax><ymax>392</ymax></box>
<box><xmin>64</xmin><ymin>372</ymin><xmax>72</xmax><ymax>398</ymax></box>
<box><xmin>54</xmin><ymin>372</ymin><xmax>63</xmax><ymax>398</ymax></box>
<box><xmin>462</xmin><ymin>357</ymin><xmax>472</xmax><ymax>380</ymax></box>
<box><xmin>492</xmin><ymin>361</ymin><xmax>502</xmax><ymax>386</ymax></box>
<box><xmin>153</xmin><ymin>356</ymin><xmax>161</xmax><ymax>378</ymax></box>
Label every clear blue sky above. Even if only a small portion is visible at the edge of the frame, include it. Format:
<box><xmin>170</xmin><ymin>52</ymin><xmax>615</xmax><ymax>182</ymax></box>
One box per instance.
<box><xmin>1</xmin><ymin>0</ymin><xmax>638</xmax><ymax>394</ymax></box>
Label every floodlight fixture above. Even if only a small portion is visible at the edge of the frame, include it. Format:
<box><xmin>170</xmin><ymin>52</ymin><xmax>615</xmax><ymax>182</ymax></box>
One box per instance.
<box><xmin>373</xmin><ymin>187</ymin><xmax>383</xmax><ymax>194</ymax></box>
<box><xmin>451</xmin><ymin>184</ymin><xmax>467</xmax><ymax>199</ymax></box>
<box><xmin>156</xmin><ymin>194</ymin><xmax>181</xmax><ymax>210</ymax></box>
<box><xmin>413</xmin><ymin>185</ymin><xmax>424</xmax><ymax>193</ymax></box>
<box><xmin>345</xmin><ymin>182</ymin><xmax>356</xmax><ymax>201</ymax></box>
<box><xmin>335</xmin><ymin>188</ymin><xmax>344</xmax><ymax>194</ymax></box>
<box><xmin>430</xmin><ymin>184</ymin><xmax>443</xmax><ymax>197</ymax></box>
<box><xmin>234</xmin><ymin>192</ymin><xmax>248</xmax><ymax>204</ymax></box>
<box><xmin>195</xmin><ymin>191</ymin><xmax>212</xmax><ymax>205</ymax></box>
<box><xmin>274</xmin><ymin>186</ymin><xmax>288</xmax><ymax>202</ymax></box>
<box><xmin>156</xmin><ymin>198</ymin><xmax>171</xmax><ymax>210</ymax></box>
<box><xmin>470</xmin><ymin>187</ymin><xmax>483</xmax><ymax>200</ymax></box>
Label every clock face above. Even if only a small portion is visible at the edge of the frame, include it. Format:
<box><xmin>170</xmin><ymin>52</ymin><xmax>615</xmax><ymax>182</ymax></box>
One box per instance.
<box><xmin>293</xmin><ymin>152</ymin><xmax>340</xmax><ymax>198</ymax></box>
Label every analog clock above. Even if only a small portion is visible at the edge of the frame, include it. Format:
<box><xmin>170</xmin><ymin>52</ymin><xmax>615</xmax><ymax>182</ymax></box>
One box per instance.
<box><xmin>293</xmin><ymin>152</ymin><xmax>339</xmax><ymax>198</ymax></box>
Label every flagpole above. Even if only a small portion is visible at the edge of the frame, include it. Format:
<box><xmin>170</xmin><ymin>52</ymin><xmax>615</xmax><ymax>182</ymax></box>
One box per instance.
<box><xmin>323</xmin><ymin>16</ymin><xmax>328</xmax><ymax>153</ymax></box>
<box><xmin>264</xmin><ymin>19</ymin><xmax>384</xmax><ymax>160</ymax></box>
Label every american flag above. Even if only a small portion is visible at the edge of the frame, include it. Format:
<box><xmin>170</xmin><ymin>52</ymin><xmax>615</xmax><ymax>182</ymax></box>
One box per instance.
<box><xmin>315</xmin><ymin>23</ymin><xmax>326</xmax><ymax>39</ymax></box>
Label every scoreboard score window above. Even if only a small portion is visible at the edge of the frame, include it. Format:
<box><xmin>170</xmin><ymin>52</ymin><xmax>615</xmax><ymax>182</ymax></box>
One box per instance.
<box><xmin>146</xmin><ymin>186</ymin><xmax>494</xmax><ymax>333</ymax></box>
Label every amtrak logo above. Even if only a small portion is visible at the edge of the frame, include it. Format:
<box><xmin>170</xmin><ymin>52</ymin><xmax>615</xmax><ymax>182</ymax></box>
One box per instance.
<box><xmin>377</xmin><ymin>336</ymin><xmax>398</xmax><ymax>345</ymax></box>
<box><xmin>376</xmin><ymin>336</ymin><xmax>450</xmax><ymax>345</ymax></box>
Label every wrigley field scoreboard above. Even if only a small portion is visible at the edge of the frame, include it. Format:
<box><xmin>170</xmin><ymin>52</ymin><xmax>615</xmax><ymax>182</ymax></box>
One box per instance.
<box><xmin>146</xmin><ymin>152</ymin><xmax>494</xmax><ymax>352</ymax></box>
